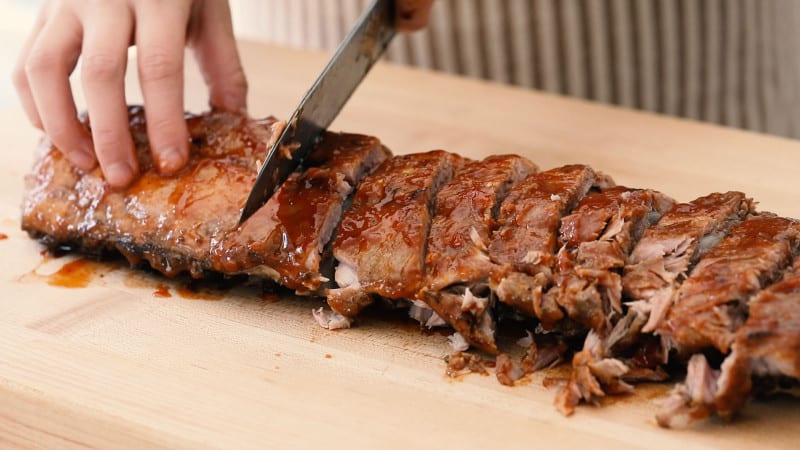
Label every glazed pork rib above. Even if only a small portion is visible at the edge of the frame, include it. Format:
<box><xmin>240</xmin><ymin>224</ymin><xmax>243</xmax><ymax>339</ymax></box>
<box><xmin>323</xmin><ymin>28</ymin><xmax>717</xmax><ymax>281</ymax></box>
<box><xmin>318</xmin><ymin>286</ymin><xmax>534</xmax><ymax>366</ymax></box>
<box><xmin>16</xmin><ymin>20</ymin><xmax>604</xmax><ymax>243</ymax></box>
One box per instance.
<box><xmin>657</xmin><ymin>259</ymin><xmax>800</xmax><ymax>428</ymax></box>
<box><xmin>660</xmin><ymin>214</ymin><xmax>800</xmax><ymax>355</ymax></box>
<box><xmin>22</xmin><ymin>109</ymin><xmax>389</xmax><ymax>292</ymax></box>
<box><xmin>326</xmin><ymin>150</ymin><xmax>463</xmax><ymax>318</ymax></box>
<box><xmin>215</xmin><ymin>133</ymin><xmax>390</xmax><ymax>292</ymax></box>
<box><xmin>419</xmin><ymin>155</ymin><xmax>538</xmax><ymax>353</ymax></box>
<box><xmin>546</xmin><ymin>186</ymin><xmax>675</xmax><ymax>332</ymax></box>
<box><xmin>623</xmin><ymin>191</ymin><xmax>753</xmax><ymax>332</ymax></box>
<box><xmin>489</xmin><ymin>165</ymin><xmax>614</xmax><ymax>329</ymax></box>
<box><xmin>23</xmin><ymin>107</ymin><xmax>284</xmax><ymax>276</ymax></box>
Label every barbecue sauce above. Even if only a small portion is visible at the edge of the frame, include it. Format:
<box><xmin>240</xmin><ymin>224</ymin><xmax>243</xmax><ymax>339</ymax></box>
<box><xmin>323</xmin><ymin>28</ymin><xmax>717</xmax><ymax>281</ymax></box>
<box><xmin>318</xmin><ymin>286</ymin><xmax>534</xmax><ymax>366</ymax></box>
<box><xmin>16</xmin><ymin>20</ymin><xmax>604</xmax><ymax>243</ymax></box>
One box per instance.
<box><xmin>46</xmin><ymin>258</ymin><xmax>102</xmax><ymax>288</ymax></box>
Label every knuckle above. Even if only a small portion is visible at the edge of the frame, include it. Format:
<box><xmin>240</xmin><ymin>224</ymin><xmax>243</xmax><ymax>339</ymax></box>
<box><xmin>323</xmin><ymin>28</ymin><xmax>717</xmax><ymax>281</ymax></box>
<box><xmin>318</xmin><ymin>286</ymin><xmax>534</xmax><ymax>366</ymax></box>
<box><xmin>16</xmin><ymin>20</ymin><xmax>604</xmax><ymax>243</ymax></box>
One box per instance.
<box><xmin>147</xmin><ymin>115</ymin><xmax>185</xmax><ymax>140</ymax></box>
<box><xmin>91</xmin><ymin>124</ymin><xmax>124</xmax><ymax>149</ymax></box>
<box><xmin>46</xmin><ymin>124</ymin><xmax>80</xmax><ymax>150</ymax></box>
<box><xmin>25</xmin><ymin>49</ymin><xmax>58</xmax><ymax>77</ymax></box>
<box><xmin>138</xmin><ymin>51</ymin><xmax>181</xmax><ymax>83</ymax></box>
<box><xmin>81</xmin><ymin>53</ymin><xmax>125</xmax><ymax>82</ymax></box>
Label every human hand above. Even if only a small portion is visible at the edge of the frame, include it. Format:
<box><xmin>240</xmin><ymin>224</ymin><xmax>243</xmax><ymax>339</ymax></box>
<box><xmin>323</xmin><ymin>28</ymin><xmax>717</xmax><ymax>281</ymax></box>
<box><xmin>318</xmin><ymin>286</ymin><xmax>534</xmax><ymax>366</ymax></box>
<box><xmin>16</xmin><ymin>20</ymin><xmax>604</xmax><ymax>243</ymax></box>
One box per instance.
<box><xmin>13</xmin><ymin>0</ymin><xmax>247</xmax><ymax>188</ymax></box>
<box><xmin>396</xmin><ymin>0</ymin><xmax>435</xmax><ymax>32</ymax></box>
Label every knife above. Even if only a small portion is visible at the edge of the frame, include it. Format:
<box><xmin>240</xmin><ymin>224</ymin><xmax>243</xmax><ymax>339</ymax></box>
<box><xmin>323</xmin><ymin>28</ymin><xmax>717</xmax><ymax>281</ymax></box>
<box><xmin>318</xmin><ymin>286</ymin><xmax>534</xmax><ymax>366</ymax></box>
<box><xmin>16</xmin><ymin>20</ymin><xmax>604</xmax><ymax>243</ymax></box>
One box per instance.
<box><xmin>239</xmin><ymin>0</ymin><xmax>397</xmax><ymax>224</ymax></box>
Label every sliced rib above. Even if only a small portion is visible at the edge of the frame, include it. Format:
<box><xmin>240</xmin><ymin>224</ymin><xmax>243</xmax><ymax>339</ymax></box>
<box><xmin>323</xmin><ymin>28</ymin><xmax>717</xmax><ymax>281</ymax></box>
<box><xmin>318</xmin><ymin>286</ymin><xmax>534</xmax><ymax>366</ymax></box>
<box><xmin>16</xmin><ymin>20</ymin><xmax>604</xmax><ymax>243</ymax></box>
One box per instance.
<box><xmin>660</xmin><ymin>214</ymin><xmax>800</xmax><ymax>355</ymax></box>
<box><xmin>327</xmin><ymin>150</ymin><xmax>463</xmax><ymax>317</ymax></box>
<box><xmin>419</xmin><ymin>155</ymin><xmax>538</xmax><ymax>353</ymax></box>
<box><xmin>658</xmin><ymin>258</ymin><xmax>800</xmax><ymax>427</ymax></box>
<box><xmin>547</xmin><ymin>186</ymin><xmax>675</xmax><ymax>332</ymax></box>
<box><xmin>214</xmin><ymin>132</ymin><xmax>390</xmax><ymax>292</ymax></box>
<box><xmin>489</xmin><ymin>165</ymin><xmax>614</xmax><ymax>329</ymax></box>
<box><xmin>623</xmin><ymin>191</ymin><xmax>753</xmax><ymax>332</ymax></box>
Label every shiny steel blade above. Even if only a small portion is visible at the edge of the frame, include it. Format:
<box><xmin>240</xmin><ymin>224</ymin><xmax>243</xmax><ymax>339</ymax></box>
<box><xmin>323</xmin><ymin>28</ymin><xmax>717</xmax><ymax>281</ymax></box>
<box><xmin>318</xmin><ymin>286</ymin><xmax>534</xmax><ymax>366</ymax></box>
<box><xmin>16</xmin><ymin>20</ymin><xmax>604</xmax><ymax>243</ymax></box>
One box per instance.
<box><xmin>239</xmin><ymin>0</ymin><xmax>396</xmax><ymax>224</ymax></box>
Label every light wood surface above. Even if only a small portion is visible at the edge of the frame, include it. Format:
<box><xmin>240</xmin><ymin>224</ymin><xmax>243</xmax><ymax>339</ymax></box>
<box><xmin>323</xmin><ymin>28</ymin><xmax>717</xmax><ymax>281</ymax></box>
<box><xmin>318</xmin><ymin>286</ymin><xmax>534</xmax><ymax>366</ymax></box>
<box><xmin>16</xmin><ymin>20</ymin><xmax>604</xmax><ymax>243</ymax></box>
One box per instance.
<box><xmin>2</xmin><ymin>41</ymin><xmax>800</xmax><ymax>450</ymax></box>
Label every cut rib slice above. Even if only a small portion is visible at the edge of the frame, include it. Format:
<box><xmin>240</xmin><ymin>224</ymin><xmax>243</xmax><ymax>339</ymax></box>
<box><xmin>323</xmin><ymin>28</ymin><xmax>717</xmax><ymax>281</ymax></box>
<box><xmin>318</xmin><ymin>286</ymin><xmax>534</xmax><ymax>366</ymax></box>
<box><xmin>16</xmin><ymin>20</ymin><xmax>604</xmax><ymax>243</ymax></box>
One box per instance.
<box><xmin>419</xmin><ymin>155</ymin><xmax>538</xmax><ymax>353</ymax></box>
<box><xmin>213</xmin><ymin>132</ymin><xmax>390</xmax><ymax>292</ymax></box>
<box><xmin>660</xmin><ymin>214</ymin><xmax>800</xmax><ymax>355</ymax></box>
<box><xmin>623</xmin><ymin>191</ymin><xmax>753</xmax><ymax>332</ymax></box>
<box><xmin>489</xmin><ymin>165</ymin><xmax>614</xmax><ymax>329</ymax></box>
<box><xmin>547</xmin><ymin>186</ymin><xmax>675</xmax><ymax>332</ymax></box>
<box><xmin>327</xmin><ymin>150</ymin><xmax>463</xmax><ymax>317</ymax></box>
<box><xmin>658</xmin><ymin>258</ymin><xmax>800</xmax><ymax>427</ymax></box>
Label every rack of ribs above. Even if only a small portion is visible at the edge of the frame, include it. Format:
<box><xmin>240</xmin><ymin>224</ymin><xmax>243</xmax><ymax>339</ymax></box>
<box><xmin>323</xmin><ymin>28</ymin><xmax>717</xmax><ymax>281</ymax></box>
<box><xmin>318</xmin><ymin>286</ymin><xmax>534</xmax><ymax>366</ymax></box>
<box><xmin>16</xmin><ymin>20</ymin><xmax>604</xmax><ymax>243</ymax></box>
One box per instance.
<box><xmin>19</xmin><ymin>109</ymin><xmax>800</xmax><ymax>428</ymax></box>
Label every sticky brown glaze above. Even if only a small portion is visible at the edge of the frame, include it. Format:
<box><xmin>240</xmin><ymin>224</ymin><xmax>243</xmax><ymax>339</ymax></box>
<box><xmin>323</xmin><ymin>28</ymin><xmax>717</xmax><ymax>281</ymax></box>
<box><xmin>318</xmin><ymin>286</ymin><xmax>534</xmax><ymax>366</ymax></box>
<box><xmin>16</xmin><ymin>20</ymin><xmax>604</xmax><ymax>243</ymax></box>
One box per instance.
<box><xmin>21</xmin><ymin>108</ymin><xmax>389</xmax><ymax>290</ymax></box>
<box><xmin>22</xmin><ymin>107</ymin><xmax>283</xmax><ymax>277</ymax></box>
<box><xmin>623</xmin><ymin>191</ymin><xmax>752</xmax><ymax>332</ymax></box>
<box><xmin>327</xmin><ymin>150</ymin><xmax>463</xmax><ymax>317</ymax></box>
<box><xmin>547</xmin><ymin>187</ymin><xmax>675</xmax><ymax>332</ymax></box>
<box><xmin>419</xmin><ymin>155</ymin><xmax>537</xmax><ymax>353</ymax></box>
<box><xmin>489</xmin><ymin>165</ymin><xmax>614</xmax><ymax>328</ymax></box>
<box><xmin>661</xmin><ymin>214</ymin><xmax>800</xmax><ymax>355</ymax></box>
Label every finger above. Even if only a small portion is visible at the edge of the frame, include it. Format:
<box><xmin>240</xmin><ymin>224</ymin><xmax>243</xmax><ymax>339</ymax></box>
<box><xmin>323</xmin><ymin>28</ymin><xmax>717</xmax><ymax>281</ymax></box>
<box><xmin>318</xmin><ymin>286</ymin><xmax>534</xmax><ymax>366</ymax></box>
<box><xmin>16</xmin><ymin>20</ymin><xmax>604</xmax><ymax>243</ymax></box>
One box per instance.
<box><xmin>13</xmin><ymin>6</ymin><xmax>48</xmax><ymax>129</ymax></box>
<box><xmin>25</xmin><ymin>8</ymin><xmax>95</xmax><ymax>170</ymax></box>
<box><xmin>189</xmin><ymin>0</ymin><xmax>248</xmax><ymax>112</ymax></box>
<box><xmin>81</xmin><ymin>3</ymin><xmax>137</xmax><ymax>188</ymax></box>
<box><xmin>396</xmin><ymin>0</ymin><xmax>434</xmax><ymax>32</ymax></box>
<box><xmin>135</xmin><ymin>0</ymin><xmax>191</xmax><ymax>175</ymax></box>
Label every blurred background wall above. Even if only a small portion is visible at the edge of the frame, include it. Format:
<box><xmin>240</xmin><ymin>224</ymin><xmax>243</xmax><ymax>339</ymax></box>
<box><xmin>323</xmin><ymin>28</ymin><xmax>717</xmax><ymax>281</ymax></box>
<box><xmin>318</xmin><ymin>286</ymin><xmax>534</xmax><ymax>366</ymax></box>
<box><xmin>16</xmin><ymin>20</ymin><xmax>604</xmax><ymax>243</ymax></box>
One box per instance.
<box><xmin>231</xmin><ymin>0</ymin><xmax>800</xmax><ymax>139</ymax></box>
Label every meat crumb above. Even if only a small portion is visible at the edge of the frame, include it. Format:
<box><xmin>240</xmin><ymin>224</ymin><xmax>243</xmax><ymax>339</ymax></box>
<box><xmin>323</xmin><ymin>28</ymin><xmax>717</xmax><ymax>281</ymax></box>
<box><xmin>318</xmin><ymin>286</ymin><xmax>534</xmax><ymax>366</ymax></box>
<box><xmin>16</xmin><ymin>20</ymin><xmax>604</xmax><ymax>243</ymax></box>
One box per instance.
<box><xmin>447</xmin><ymin>332</ymin><xmax>470</xmax><ymax>351</ymax></box>
<box><xmin>445</xmin><ymin>352</ymin><xmax>489</xmax><ymax>377</ymax></box>
<box><xmin>496</xmin><ymin>353</ymin><xmax>525</xmax><ymax>386</ymax></box>
<box><xmin>312</xmin><ymin>307</ymin><xmax>352</xmax><ymax>330</ymax></box>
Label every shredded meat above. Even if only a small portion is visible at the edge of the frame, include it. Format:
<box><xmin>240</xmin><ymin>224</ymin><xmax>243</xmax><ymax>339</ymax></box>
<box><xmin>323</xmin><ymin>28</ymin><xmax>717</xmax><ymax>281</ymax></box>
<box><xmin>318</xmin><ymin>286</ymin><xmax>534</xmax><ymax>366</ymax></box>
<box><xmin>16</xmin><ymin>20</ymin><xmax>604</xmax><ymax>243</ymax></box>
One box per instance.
<box><xmin>489</xmin><ymin>165</ymin><xmax>614</xmax><ymax>329</ymax></box>
<box><xmin>623</xmin><ymin>192</ymin><xmax>752</xmax><ymax>332</ymax></box>
<box><xmin>547</xmin><ymin>186</ymin><xmax>674</xmax><ymax>332</ymax></box>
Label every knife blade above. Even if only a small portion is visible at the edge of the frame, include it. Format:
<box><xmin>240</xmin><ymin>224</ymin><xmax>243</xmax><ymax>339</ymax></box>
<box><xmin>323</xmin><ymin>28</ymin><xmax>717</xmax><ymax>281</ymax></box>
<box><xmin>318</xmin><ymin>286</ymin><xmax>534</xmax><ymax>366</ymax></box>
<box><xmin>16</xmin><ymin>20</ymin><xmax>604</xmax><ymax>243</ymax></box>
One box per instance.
<box><xmin>239</xmin><ymin>0</ymin><xmax>397</xmax><ymax>224</ymax></box>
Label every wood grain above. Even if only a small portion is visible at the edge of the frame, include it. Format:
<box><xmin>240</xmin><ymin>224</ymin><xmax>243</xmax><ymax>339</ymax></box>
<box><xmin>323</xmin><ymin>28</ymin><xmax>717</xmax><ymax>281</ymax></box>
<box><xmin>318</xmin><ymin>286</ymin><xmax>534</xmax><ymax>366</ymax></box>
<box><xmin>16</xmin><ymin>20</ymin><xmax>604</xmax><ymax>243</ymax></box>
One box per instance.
<box><xmin>1</xmin><ymin>41</ymin><xmax>799</xmax><ymax>449</ymax></box>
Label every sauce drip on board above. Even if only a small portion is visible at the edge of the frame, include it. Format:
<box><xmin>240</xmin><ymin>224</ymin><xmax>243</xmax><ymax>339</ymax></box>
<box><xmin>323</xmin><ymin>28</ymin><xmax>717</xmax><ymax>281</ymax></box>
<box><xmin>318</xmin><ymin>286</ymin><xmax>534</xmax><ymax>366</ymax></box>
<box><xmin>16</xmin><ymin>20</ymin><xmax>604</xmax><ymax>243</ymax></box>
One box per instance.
<box><xmin>0</xmin><ymin>233</ymin><xmax>8</xmax><ymax>240</ymax></box>
<box><xmin>46</xmin><ymin>258</ymin><xmax>108</xmax><ymax>288</ymax></box>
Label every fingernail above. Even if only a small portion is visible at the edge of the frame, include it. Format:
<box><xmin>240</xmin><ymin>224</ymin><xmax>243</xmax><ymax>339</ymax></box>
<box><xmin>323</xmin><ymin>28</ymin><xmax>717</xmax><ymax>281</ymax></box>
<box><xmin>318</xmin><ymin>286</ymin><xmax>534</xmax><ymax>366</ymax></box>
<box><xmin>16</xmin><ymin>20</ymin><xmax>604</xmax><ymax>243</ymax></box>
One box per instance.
<box><xmin>70</xmin><ymin>151</ymin><xmax>96</xmax><ymax>170</ymax></box>
<box><xmin>105</xmin><ymin>162</ymin><xmax>133</xmax><ymax>187</ymax></box>
<box><xmin>158</xmin><ymin>147</ymin><xmax>185</xmax><ymax>174</ymax></box>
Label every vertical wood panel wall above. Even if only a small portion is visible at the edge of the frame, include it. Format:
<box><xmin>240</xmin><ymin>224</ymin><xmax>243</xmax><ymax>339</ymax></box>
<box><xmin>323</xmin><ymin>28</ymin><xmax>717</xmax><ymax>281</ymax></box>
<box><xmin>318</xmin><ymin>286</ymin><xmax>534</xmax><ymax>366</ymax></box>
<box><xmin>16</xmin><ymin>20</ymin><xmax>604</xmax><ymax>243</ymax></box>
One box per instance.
<box><xmin>230</xmin><ymin>0</ymin><xmax>800</xmax><ymax>139</ymax></box>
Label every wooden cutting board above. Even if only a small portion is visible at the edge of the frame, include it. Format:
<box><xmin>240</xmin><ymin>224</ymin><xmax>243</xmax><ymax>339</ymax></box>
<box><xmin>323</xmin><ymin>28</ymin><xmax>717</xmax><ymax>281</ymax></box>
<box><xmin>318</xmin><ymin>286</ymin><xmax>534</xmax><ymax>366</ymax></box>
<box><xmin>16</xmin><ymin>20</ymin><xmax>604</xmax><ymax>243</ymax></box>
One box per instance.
<box><xmin>2</xmin><ymin>42</ymin><xmax>799</xmax><ymax>450</ymax></box>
